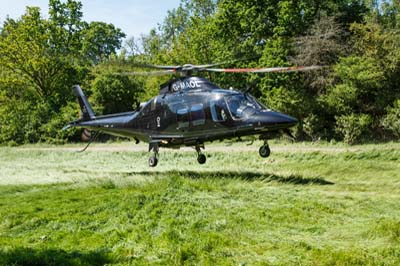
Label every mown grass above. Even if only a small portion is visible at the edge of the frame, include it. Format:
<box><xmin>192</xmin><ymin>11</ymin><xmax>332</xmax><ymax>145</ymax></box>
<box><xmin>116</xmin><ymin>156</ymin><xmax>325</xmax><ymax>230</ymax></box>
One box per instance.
<box><xmin>0</xmin><ymin>141</ymin><xmax>399</xmax><ymax>265</ymax></box>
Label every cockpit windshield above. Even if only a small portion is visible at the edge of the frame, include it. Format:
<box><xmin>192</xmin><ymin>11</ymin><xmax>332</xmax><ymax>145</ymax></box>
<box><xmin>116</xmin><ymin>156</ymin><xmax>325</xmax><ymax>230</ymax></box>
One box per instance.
<box><xmin>225</xmin><ymin>93</ymin><xmax>265</xmax><ymax>119</ymax></box>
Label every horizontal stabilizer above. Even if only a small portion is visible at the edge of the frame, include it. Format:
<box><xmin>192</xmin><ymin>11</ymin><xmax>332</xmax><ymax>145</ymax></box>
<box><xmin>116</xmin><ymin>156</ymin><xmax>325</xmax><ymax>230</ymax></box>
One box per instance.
<box><xmin>62</xmin><ymin>124</ymin><xmax>72</xmax><ymax>131</ymax></box>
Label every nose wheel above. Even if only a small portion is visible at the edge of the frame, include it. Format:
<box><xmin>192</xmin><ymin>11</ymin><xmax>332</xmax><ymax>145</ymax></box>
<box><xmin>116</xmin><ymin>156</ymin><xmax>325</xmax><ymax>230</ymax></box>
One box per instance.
<box><xmin>259</xmin><ymin>142</ymin><xmax>271</xmax><ymax>158</ymax></box>
<box><xmin>196</xmin><ymin>145</ymin><xmax>206</xmax><ymax>164</ymax></box>
<box><xmin>148</xmin><ymin>145</ymin><xmax>159</xmax><ymax>167</ymax></box>
<box><xmin>149</xmin><ymin>155</ymin><xmax>158</xmax><ymax>167</ymax></box>
<box><xmin>197</xmin><ymin>153</ymin><xmax>206</xmax><ymax>164</ymax></box>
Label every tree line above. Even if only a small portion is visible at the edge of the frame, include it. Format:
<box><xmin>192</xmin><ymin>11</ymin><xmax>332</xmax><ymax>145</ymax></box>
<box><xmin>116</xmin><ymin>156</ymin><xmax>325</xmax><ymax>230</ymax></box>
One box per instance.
<box><xmin>0</xmin><ymin>0</ymin><xmax>399</xmax><ymax>145</ymax></box>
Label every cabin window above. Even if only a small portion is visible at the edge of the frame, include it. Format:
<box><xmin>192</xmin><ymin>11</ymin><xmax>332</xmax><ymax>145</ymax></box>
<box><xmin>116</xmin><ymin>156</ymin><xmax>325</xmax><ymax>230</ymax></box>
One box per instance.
<box><xmin>177</xmin><ymin>107</ymin><xmax>189</xmax><ymax>128</ymax></box>
<box><xmin>210</xmin><ymin>98</ymin><xmax>227</xmax><ymax>122</ymax></box>
<box><xmin>168</xmin><ymin>100</ymin><xmax>185</xmax><ymax>113</ymax></box>
<box><xmin>191</xmin><ymin>104</ymin><xmax>205</xmax><ymax>126</ymax></box>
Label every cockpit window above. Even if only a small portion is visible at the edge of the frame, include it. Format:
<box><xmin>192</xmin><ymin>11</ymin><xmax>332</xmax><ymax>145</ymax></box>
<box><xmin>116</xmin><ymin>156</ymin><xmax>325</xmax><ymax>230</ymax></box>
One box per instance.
<box><xmin>226</xmin><ymin>94</ymin><xmax>264</xmax><ymax>119</ymax></box>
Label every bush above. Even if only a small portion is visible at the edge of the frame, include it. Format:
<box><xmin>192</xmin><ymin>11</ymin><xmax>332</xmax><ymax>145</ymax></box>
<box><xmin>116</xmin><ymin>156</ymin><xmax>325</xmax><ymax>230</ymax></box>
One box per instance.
<box><xmin>0</xmin><ymin>99</ymin><xmax>42</xmax><ymax>145</ymax></box>
<box><xmin>303</xmin><ymin>114</ymin><xmax>330</xmax><ymax>141</ymax></box>
<box><xmin>381</xmin><ymin>99</ymin><xmax>400</xmax><ymax>138</ymax></box>
<box><xmin>91</xmin><ymin>74</ymin><xmax>143</xmax><ymax>115</ymax></box>
<box><xmin>0</xmin><ymin>98</ymin><xmax>81</xmax><ymax>145</ymax></box>
<box><xmin>335</xmin><ymin>113</ymin><xmax>372</xmax><ymax>144</ymax></box>
<box><xmin>39</xmin><ymin>102</ymin><xmax>81</xmax><ymax>144</ymax></box>
<box><xmin>262</xmin><ymin>86</ymin><xmax>309</xmax><ymax>118</ymax></box>
<box><xmin>322</xmin><ymin>83</ymin><xmax>358</xmax><ymax>115</ymax></box>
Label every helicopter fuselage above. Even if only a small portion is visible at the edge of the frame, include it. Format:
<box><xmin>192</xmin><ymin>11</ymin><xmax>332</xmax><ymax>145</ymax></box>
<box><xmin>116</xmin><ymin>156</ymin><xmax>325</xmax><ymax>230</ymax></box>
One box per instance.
<box><xmin>75</xmin><ymin>88</ymin><xmax>297</xmax><ymax>148</ymax></box>
<box><xmin>67</xmin><ymin>77</ymin><xmax>297</xmax><ymax>166</ymax></box>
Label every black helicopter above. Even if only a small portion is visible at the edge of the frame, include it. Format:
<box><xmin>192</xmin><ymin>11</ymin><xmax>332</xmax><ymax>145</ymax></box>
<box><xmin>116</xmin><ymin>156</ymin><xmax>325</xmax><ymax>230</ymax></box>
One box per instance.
<box><xmin>64</xmin><ymin>63</ymin><xmax>320</xmax><ymax>167</ymax></box>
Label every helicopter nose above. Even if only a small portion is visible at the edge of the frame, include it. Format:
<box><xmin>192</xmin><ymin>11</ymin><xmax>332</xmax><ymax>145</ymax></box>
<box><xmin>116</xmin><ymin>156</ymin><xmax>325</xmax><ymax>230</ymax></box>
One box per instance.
<box><xmin>252</xmin><ymin>111</ymin><xmax>298</xmax><ymax>128</ymax></box>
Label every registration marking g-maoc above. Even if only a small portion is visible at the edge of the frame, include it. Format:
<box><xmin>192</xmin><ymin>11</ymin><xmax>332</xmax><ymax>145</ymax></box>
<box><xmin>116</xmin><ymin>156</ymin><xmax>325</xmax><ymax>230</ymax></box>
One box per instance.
<box><xmin>172</xmin><ymin>80</ymin><xmax>201</xmax><ymax>92</ymax></box>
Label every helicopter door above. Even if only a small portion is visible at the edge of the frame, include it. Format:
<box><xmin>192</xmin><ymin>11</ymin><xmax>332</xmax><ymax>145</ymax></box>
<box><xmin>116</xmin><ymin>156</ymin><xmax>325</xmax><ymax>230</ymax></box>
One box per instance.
<box><xmin>176</xmin><ymin>106</ymin><xmax>190</xmax><ymax>130</ymax></box>
<box><xmin>190</xmin><ymin>103</ymin><xmax>206</xmax><ymax>126</ymax></box>
<box><xmin>210</xmin><ymin>98</ymin><xmax>228</xmax><ymax>122</ymax></box>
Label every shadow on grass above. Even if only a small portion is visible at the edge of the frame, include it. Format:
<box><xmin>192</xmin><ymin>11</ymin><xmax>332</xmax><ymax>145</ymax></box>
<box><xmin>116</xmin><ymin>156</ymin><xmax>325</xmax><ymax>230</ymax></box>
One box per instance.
<box><xmin>122</xmin><ymin>170</ymin><xmax>335</xmax><ymax>185</ymax></box>
<box><xmin>0</xmin><ymin>247</ymin><xmax>111</xmax><ymax>266</ymax></box>
<box><xmin>65</xmin><ymin>168</ymin><xmax>334</xmax><ymax>186</ymax></box>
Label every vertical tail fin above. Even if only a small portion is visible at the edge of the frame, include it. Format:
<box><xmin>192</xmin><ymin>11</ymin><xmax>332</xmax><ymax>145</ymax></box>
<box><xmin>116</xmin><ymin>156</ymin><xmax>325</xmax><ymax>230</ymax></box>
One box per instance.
<box><xmin>73</xmin><ymin>85</ymin><xmax>96</xmax><ymax>121</ymax></box>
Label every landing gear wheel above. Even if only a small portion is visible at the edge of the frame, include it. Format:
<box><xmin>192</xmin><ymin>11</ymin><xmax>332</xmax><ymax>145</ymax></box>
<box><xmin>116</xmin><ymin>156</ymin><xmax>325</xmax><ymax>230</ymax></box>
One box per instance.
<box><xmin>195</xmin><ymin>144</ymin><xmax>206</xmax><ymax>164</ymax></box>
<box><xmin>148</xmin><ymin>144</ymin><xmax>159</xmax><ymax>167</ymax></box>
<box><xmin>259</xmin><ymin>145</ymin><xmax>271</xmax><ymax>158</ymax></box>
<box><xmin>149</xmin><ymin>156</ymin><xmax>158</xmax><ymax>167</ymax></box>
<box><xmin>197</xmin><ymin>154</ymin><xmax>206</xmax><ymax>164</ymax></box>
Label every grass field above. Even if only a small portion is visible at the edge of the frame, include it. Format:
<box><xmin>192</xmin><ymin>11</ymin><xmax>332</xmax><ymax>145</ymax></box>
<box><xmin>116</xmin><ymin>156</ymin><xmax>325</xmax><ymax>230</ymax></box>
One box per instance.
<box><xmin>0</xmin><ymin>141</ymin><xmax>399</xmax><ymax>265</ymax></box>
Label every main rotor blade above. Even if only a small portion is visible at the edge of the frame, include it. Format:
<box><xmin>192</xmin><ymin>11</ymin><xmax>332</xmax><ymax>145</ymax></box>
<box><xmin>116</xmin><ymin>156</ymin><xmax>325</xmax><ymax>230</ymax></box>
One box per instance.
<box><xmin>130</xmin><ymin>59</ymin><xmax>247</xmax><ymax>71</ymax></box>
<box><xmin>192</xmin><ymin>60</ymin><xmax>245</xmax><ymax>69</ymax></box>
<box><xmin>131</xmin><ymin>64</ymin><xmax>182</xmax><ymax>70</ymax></box>
<box><xmin>205</xmin><ymin>65</ymin><xmax>322</xmax><ymax>73</ymax></box>
<box><xmin>114</xmin><ymin>70</ymin><xmax>177</xmax><ymax>76</ymax></box>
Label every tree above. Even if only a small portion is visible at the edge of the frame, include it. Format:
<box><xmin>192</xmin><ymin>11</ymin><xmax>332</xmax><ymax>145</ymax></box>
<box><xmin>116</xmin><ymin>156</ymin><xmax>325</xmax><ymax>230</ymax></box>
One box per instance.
<box><xmin>335</xmin><ymin>113</ymin><xmax>373</xmax><ymax>144</ymax></box>
<box><xmin>0</xmin><ymin>0</ymin><xmax>126</xmax><ymax>144</ymax></box>
<box><xmin>323</xmin><ymin>18</ymin><xmax>400</xmax><ymax>142</ymax></box>
<box><xmin>91</xmin><ymin>73</ymin><xmax>143</xmax><ymax>115</ymax></box>
<box><xmin>82</xmin><ymin>22</ymin><xmax>125</xmax><ymax>64</ymax></box>
<box><xmin>0</xmin><ymin>7</ymin><xmax>75</xmax><ymax>103</ymax></box>
<box><xmin>381</xmin><ymin>99</ymin><xmax>400</xmax><ymax>138</ymax></box>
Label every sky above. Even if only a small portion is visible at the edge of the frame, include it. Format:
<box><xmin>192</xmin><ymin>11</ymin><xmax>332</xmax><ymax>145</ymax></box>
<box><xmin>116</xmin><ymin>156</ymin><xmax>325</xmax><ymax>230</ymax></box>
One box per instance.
<box><xmin>0</xmin><ymin>0</ymin><xmax>181</xmax><ymax>38</ymax></box>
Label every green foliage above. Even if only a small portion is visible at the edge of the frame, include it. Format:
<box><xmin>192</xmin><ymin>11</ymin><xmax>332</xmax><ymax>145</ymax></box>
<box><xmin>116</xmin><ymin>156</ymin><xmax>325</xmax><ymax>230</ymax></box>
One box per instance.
<box><xmin>323</xmin><ymin>83</ymin><xmax>358</xmax><ymax>114</ymax></box>
<box><xmin>303</xmin><ymin>113</ymin><xmax>330</xmax><ymax>141</ymax></box>
<box><xmin>324</xmin><ymin>55</ymin><xmax>386</xmax><ymax>119</ymax></box>
<box><xmin>82</xmin><ymin>22</ymin><xmax>126</xmax><ymax>64</ymax></box>
<box><xmin>0</xmin><ymin>98</ymin><xmax>38</xmax><ymax>145</ymax></box>
<box><xmin>39</xmin><ymin>102</ymin><xmax>81</xmax><ymax>143</ymax></box>
<box><xmin>91</xmin><ymin>74</ymin><xmax>143</xmax><ymax>115</ymax></box>
<box><xmin>334</xmin><ymin>56</ymin><xmax>385</xmax><ymax>92</ymax></box>
<box><xmin>382</xmin><ymin>99</ymin><xmax>400</xmax><ymax>138</ymax></box>
<box><xmin>0</xmin><ymin>7</ymin><xmax>76</xmax><ymax>103</ymax></box>
<box><xmin>263</xmin><ymin>86</ymin><xmax>309</xmax><ymax>118</ymax></box>
<box><xmin>323</xmin><ymin>20</ymin><xmax>400</xmax><ymax>141</ymax></box>
<box><xmin>0</xmin><ymin>99</ymin><xmax>81</xmax><ymax>145</ymax></box>
<box><xmin>335</xmin><ymin>113</ymin><xmax>373</xmax><ymax>144</ymax></box>
<box><xmin>0</xmin><ymin>0</ymin><xmax>126</xmax><ymax>145</ymax></box>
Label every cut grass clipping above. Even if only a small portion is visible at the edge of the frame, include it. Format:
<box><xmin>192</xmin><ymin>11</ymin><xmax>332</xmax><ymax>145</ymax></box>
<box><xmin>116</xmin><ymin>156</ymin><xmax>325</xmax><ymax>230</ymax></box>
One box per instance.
<box><xmin>0</xmin><ymin>141</ymin><xmax>399</xmax><ymax>265</ymax></box>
